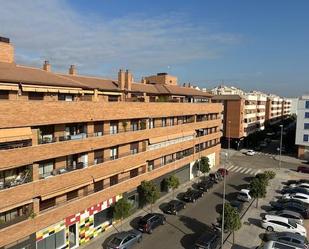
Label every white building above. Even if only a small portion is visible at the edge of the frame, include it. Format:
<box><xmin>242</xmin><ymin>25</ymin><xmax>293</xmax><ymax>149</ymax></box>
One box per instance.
<box><xmin>295</xmin><ymin>95</ymin><xmax>309</xmax><ymax>160</ymax></box>
<box><xmin>290</xmin><ymin>98</ymin><xmax>299</xmax><ymax>115</ymax></box>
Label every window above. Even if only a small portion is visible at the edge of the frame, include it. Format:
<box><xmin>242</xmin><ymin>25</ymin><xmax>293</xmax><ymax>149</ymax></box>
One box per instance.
<box><xmin>305</xmin><ymin>123</ymin><xmax>309</xmax><ymax>130</ymax></box>
<box><xmin>149</xmin><ymin>118</ymin><xmax>155</xmax><ymax>129</ymax></box>
<box><xmin>306</xmin><ymin>101</ymin><xmax>309</xmax><ymax>109</ymax></box>
<box><xmin>28</xmin><ymin>92</ymin><xmax>44</xmax><ymax>100</ymax></box>
<box><xmin>130</xmin><ymin>142</ymin><xmax>139</xmax><ymax>155</ymax></box>
<box><xmin>131</xmin><ymin>120</ymin><xmax>139</xmax><ymax>131</ymax></box>
<box><xmin>94</xmin><ymin>149</ymin><xmax>104</xmax><ymax>164</ymax></box>
<box><xmin>39</xmin><ymin>161</ymin><xmax>54</xmax><ymax>178</ymax></box>
<box><xmin>110</xmin><ymin>122</ymin><xmax>118</xmax><ymax>134</ymax></box>
<box><xmin>162</xmin><ymin>118</ymin><xmax>167</xmax><ymax>127</ymax></box>
<box><xmin>36</xmin><ymin>229</ymin><xmax>65</xmax><ymax>249</ymax></box>
<box><xmin>94</xmin><ymin>208</ymin><xmax>112</xmax><ymax>228</ymax></box>
<box><xmin>108</xmin><ymin>95</ymin><xmax>119</xmax><ymax>102</ymax></box>
<box><xmin>273</xmin><ymin>242</ymin><xmax>294</xmax><ymax>249</ymax></box>
<box><xmin>94</xmin><ymin>180</ymin><xmax>104</xmax><ymax>192</ymax></box>
<box><xmin>304</xmin><ymin>134</ymin><xmax>309</xmax><ymax>142</ymax></box>
<box><xmin>130</xmin><ymin>168</ymin><xmax>138</xmax><ymax>178</ymax></box>
<box><xmin>67</xmin><ymin>189</ymin><xmax>78</xmax><ymax>201</ymax></box>
<box><xmin>110</xmin><ymin>175</ymin><xmax>118</xmax><ymax>186</ymax></box>
<box><xmin>148</xmin><ymin>160</ymin><xmax>154</xmax><ymax>171</ymax></box>
<box><xmin>110</xmin><ymin>147</ymin><xmax>118</xmax><ymax>160</ymax></box>
<box><xmin>170</xmin><ymin>117</ymin><xmax>174</xmax><ymax>126</ymax></box>
<box><xmin>0</xmin><ymin>90</ymin><xmax>9</xmax><ymax>100</ymax></box>
<box><xmin>58</xmin><ymin>94</ymin><xmax>73</xmax><ymax>101</ymax></box>
<box><xmin>305</xmin><ymin>112</ymin><xmax>309</xmax><ymax>118</ymax></box>
<box><xmin>39</xmin><ymin>198</ymin><xmax>56</xmax><ymax>211</ymax></box>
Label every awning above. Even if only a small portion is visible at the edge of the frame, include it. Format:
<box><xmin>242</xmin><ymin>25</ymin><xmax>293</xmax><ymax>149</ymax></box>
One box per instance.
<box><xmin>98</xmin><ymin>91</ymin><xmax>122</xmax><ymax>96</ymax></box>
<box><xmin>0</xmin><ymin>83</ymin><xmax>19</xmax><ymax>91</ymax></box>
<box><xmin>0</xmin><ymin>127</ymin><xmax>32</xmax><ymax>143</ymax></box>
<box><xmin>0</xmin><ymin>199</ymin><xmax>33</xmax><ymax>213</ymax></box>
<box><xmin>21</xmin><ymin>84</ymin><xmax>83</xmax><ymax>94</ymax></box>
<box><xmin>149</xmin><ymin>131</ymin><xmax>195</xmax><ymax>144</ymax></box>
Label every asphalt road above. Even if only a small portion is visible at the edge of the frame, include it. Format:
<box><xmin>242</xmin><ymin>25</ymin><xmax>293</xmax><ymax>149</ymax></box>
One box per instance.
<box><xmin>130</xmin><ymin>171</ymin><xmax>252</xmax><ymax>249</ymax></box>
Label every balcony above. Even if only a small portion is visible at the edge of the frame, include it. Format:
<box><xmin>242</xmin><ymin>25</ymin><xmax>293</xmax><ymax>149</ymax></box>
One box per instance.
<box><xmin>0</xmin><ymin>165</ymin><xmax>32</xmax><ymax>190</ymax></box>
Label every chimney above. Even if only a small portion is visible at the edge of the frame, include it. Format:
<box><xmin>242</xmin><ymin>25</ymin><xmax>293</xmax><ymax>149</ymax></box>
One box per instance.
<box><xmin>125</xmin><ymin>69</ymin><xmax>132</xmax><ymax>91</ymax></box>
<box><xmin>0</xmin><ymin>36</ymin><xmax>14</xmax><ymax>63</ymax></box>
<box><xmin>43</xmin><ymin>60</ymin><xmax>51</xmax><ymax>72</ymax></box>
<box><xmin>118</xmin><ymin>69</ymin><xmax>125</xmax><ymax>90</ymax></box>
<box><xmin>69</xmin><ymin>65</ymin><xmax>77</xmax><ymax>75</ymax></box>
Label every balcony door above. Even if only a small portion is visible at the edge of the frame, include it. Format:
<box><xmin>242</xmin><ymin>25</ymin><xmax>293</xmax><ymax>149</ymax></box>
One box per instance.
<box><xmin>68</xmin><ymin>223</ymin><xmax>79</xmax><ymax>249</ymax></box>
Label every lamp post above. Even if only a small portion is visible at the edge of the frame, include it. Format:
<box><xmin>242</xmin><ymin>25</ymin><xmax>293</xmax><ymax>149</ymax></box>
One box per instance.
<box><xmin>279</xmin><ymin>124</ymin><xmax>283</xmax><ymax>169</ymax></box>
<box><xmin>221</xmin><ymin>121</ymin><xmax>231</xmax><ymax>247</ymax></box>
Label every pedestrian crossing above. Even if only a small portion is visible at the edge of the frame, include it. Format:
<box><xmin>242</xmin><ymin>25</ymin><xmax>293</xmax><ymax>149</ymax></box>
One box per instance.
<box><xmin>226</xmin><ymin>165</ymin><xmax>261</xmax><ymax>176</ymax></box>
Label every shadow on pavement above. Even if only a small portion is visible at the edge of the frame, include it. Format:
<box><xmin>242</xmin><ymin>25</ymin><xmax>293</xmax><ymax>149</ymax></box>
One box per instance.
<box><xmin>228</xmin><ymin>183</ymin><xmax>248</xmax><ymax>191</ymax></box>
<box><xmin>243</xmin><ymin>176</ymin><xmax>254</xmax><ymax>182</ymax></box>
<box><xmin>259</xmin><ymin>232</ymin><xmax>267</xmax><ymax>241</ymax></box>
<box><xmin>247</xmin><ymin>217</ymin><xmax>261</xmax><ymax>228</ymax></box>
<box><xmin>260</xmin><ymin>205</ymin><xmax>272</xmax><ymax>212</ymax></box>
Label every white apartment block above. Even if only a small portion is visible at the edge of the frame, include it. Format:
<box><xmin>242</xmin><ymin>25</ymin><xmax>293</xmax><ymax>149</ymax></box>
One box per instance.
<box><xmin>295</xmin><ymin>95</ymin><xmax>309</xmax><ymax>160</ymax></box>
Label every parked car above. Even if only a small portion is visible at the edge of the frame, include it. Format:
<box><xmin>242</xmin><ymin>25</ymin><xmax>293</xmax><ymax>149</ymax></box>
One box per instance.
<box><xmin>217</xmin><ymin>168</ymin><xmax>229</xmax><ymax>177</ymax></box>
<box><xmin>183</xmin><ymin>188</ymin><xmax>204</xmax><ymax>202</ymax></box>
<box><xmin>260</xmin><ymin>141</ymin><xmax>268</xmax><ymax>148</ymax></box>
<box><xmin>237</xmin><ymin>189</ymin><xmax>252</xmax><ymax>202</ymax></box>
<box><xmin>264</xmin><ymin>232</ymin><xmax>308</xmax><ymax>249</ymax></box>
<box><xmin>286</xmin><ymin>179</ymin><xmax>309</xmax><ymax>186</ymax></box>
<box><xmin>197</xmin><ymin>180</ymin><xmax>214</xmax><ymax>192</ymax></box>
<box><xmin>258</xmin><ymin>240</ymin><xmax>304</xmax><ymax>249</ymax></box>
<box><xmin>261</xmin><ymin>215</ymin><xmax>306</xmax><ymax>236</ymax></box>
<box><xmin>194</xmin><ymin>230</ymin><xmax>221</xmax><ymax>249</ymax></box>
<box><xmin>106</xmin><ymin>230</ymin><xmax>142</xmax><ymax>249</ymax></box>
<box><xmin>265</xmin><ymin>138</ymin><xmax>271</xmax><ymax>143</ymax></box>
<box><xmin>289</xmin><ymin>183</ymin><xmax>309</xmax><ymax>189</ymax></box>
<box><xmin>229</xmin><ymin>200</ymin><xmax>244</xmax><ymax>213</ymax></box>
<box><xmin>245</xmin><ymin>150</ymin><xmax>256</xmax><ymax>156</ymax></box>
<box><xmin>164</xmin><ymin>200</ymin><xmax>186</xmax><ymax>215</ymax></box>
<box><xmin>282</xmin><ymin>193</ymin><xmax>309</xmax><ymax>204</ymax></box>
<box><xmin>297</xmin><ymin>166</ymin><xmax>309</xmax><ymax>174</ymax></box>
<box><xmin>270</xmin><ymin>201</ymin><xmax>309</xmax><ymax>219</ymax></box>
<box><xmin>137</xmin><ymin>213</ymin><xmax>166</xmax><ymax>234</ymax></box>
<box><xmin>209</xmin><ymin>172</ymin><xmax>222</xmax><ymax>183</ymax></box>
<box><xmin>281</xmin><ymin>187</ymin><xmax>309</xmax><ymax>195</ymax></box>
<box><xmin>267</xmin><ymin>210</ymin><xmax>304</xmax><ymax>225</ymax></box>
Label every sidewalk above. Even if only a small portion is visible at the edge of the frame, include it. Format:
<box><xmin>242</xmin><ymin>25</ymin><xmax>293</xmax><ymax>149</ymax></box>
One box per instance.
<box><xmin>223</xmin><ymin>168</ymin><xmax>308</xmax><ymax>249</ymax></box>
<box><xmin>80</xmin><ymin>166</ymin><xmax>219</xmax><ymax>249</ymax></box>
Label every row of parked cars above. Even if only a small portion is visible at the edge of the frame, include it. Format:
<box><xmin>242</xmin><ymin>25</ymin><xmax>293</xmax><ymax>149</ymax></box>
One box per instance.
<box><xmin>106</xmin><ymin>168</ymin><xmax>229</xmax><ymax>249</ymax></box>
<box><xmin>258</xmin><ymin>179</ymin><xmax>309</xmax><ymax>249</ymax></box>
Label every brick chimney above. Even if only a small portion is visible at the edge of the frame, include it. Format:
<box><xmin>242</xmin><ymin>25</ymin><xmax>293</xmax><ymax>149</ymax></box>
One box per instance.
<box><xmin>125</xmin><ymin>69</ymin><xmax>132</xmax><ymax>91</ymax></box>
<box><xmin>43</xmin><ymin>60</ymin><xmax>51</xmax><ymax>72</ymax></box>
<box><xmin>69</xmin><ymin>65</ymin><xmax>77</xmax><ymax>75</ymax></box>
<box><xmin>118</xmin><ymin>69</ymin><xmax>125</xmax><ymax>90</ymax></box>
<box><xmin>0</xmin><ymin>37</ymin><xmax>14</xmax><ymax>63</ymax></box>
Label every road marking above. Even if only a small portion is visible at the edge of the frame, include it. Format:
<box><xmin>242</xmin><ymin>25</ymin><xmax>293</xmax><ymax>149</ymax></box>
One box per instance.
<box><xmin>227</xmin><ymin>165</ymin><xmax>236</xmax><ymax>171</ymax></box>
<box><xmin>244</xmin><ymin>168</ymin><xmax>251</xmax><ymax>174</ymax></box>
<box><xmin>240</xmin><ymin>168</ymin><xmax>247</xmax><ymax>173</ymax></box>
<box><xmin>254</xmin><ymin>170</ymin><xmax>261</xmax><ymax>175</ymax></box>
<box><xmin>234</xmin><ymin>167</ymin><xmax>243</xmax><ymax>173</ymax></box>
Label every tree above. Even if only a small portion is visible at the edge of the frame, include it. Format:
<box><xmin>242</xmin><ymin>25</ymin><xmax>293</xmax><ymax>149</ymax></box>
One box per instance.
<box><xmin>113</xmin><ymin>198</ymin><xmax>132</xmax><ymax>231</ymax></box>
<box><xmin>138</xmin><ymin>180</ymin><xmax>160</xmax><ymax>212</ymax></box>
<box><xmin>199</xmin><ymin>156</ymin><xmax>211</xmax><ymax>179</ymax></box>
<box><xmin>218</xmin><ymin>203</ymin><xmax>242</xmax><ymax>244</ymax></box>
<box><xmin>166</xmin><ymin>175</ymin><xmax>180</xmax><ymax>198</ymax></box>
<box><xmin>249</xmin><ymin>177</ymin><xmax>267</xmax><ymax>208</ymax></box>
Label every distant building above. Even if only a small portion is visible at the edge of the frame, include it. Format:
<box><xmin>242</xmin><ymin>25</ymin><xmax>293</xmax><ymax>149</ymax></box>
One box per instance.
<box><xmin>295</xmin><ymin>95</ymin><xmax>309</xmax><ymax>160</ymax></box>
<box><xmin>290</xmin><ymin>98</ymin><xmax>299</xmax><ymax>115</ymax></box>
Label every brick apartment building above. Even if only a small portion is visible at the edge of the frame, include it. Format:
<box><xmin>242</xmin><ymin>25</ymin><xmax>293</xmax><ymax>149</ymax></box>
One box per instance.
<box><xmin>211</xmin><ymin>86</ymin><xmax>291</xmax><ymax>149</ymax></box>
<box><xmin>0</xmin><ymin>37</ymin><xmax>222</xmax><ymax>249</ymax></box>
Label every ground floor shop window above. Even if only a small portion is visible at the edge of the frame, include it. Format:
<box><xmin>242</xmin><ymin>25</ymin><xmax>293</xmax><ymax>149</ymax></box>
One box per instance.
<box><xmin>36</xmin><ymin>229</ymin><xmax>65</xmax><ymax>249</ymax></box>
<box><xmin>94</xmin><ymin>207</ymin><xmax>113</xmax><ymax>228</ymax></box>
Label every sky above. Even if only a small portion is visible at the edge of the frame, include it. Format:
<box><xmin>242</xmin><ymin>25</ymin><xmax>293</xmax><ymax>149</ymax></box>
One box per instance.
<box><xmin>1</xmin><ymin>0</ymin><xmax>308</xmax><ymax>97</ymax></box>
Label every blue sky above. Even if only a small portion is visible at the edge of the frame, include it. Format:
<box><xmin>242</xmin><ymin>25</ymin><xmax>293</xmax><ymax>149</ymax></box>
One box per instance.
<box><xmin>1</xmin><ymin>1</ymin><xmax>308</xmax><ymax>97</ymax></box>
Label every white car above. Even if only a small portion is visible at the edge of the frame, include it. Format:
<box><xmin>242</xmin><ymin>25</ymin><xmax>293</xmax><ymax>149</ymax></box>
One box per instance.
<box><xmin>289</xmin><ymin>183</ymin><xmax>309</xmax><ymax>189</ymax></box>
<box><xmin>261</xmin><ymin>215</ymin><xmax>307</xmax><ymax>237</ymax></box>
<box><xmin>245</xmin><ymin>150</ymin><xmax>256</xmax><ymax>156</ymax></box>
<box><xmin>237</xmin><ymin>189</ymin><xmax>252</xmax><ymax>202</ymax></box>
<box><xmin>282</xmin><ymin>193</ymin><xmax>309</xmax><ymax>204</ymax></box>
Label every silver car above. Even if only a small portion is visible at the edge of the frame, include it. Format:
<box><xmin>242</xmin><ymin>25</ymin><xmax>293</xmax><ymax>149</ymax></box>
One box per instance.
<box><xmin>106</xmin><ymin>230</ymin><xmax>142</xmax><ymax>249</ymax></box>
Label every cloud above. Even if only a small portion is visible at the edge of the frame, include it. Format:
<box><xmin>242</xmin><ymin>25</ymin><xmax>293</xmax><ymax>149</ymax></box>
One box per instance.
<box><xmin>0</xmin><ymin>0</ymin><xmax>243</xmax><ymax>77</ymax></box>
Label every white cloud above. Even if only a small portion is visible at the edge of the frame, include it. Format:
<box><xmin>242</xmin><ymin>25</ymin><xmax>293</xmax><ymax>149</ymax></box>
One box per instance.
<box><xmin>0</xmin><ymin>0</ymin><xmax>243</xmax><ymax>77</ymax></box>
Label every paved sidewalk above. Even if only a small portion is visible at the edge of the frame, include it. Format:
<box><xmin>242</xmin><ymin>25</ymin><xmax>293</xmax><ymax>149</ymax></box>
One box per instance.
<box><xmin>223</xmin><ymin>168</ymin><xmax>309</xmax><ymax>249</ymax></box>
<box><xmin>80</xmin><ymin>166</ymin><xmax>219</xmax><ymax>249</ymax></box>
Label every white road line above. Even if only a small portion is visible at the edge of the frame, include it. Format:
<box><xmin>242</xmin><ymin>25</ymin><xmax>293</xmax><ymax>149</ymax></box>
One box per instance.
<box><xmin>254</xmin><ymin>170</ymin><xmax>261</xmax><ymax>175</ymax></box>
<box><xmin>234</xmin><ymin>167</ymin><xmax>243</xmax><ymax>173</ymax></box>
<box><xmin>240</xmin><ymin>168</ymin><xmax>247</xmax><ymax>174</ymax></box>
<box><xmin>228</xmin><ymin>166</ymin><xmax>236</xmax><ymax>171</ymax></box>
<box><xmin>244</xmin><ymin>168</ymin><xmax>251</xmax><ymax>174</ymax></box>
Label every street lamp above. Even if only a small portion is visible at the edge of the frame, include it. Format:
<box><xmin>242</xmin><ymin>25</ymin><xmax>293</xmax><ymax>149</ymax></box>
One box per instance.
<box><xmin>279</xmin><ymin>124</ymin><xmax>283</xmax><ymax>169</ymax></box>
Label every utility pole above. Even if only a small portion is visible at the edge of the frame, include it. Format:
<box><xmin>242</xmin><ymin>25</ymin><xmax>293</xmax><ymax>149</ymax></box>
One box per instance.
<box><xmin>279</xmin><ymin>124</ymin><xmax>283</xmax><ymax>169</ymax></box>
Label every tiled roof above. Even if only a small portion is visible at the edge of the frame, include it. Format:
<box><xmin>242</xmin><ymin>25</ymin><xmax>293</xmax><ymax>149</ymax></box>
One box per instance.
<box><xmin>212</xmin><ymin>94</ymin><xmax>242</xmax><ymax>100</ymax></box>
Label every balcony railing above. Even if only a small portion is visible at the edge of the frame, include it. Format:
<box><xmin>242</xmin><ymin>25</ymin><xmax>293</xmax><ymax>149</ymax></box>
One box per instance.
<box><xmin>0</xmin><ymin>139</ymin><xmax>32</xmax><ymax>151</ymax></box>
<box><xmin>0</xmin><ymin>167</ymin><xmax>32</xmax><ymax>190</ymax></box>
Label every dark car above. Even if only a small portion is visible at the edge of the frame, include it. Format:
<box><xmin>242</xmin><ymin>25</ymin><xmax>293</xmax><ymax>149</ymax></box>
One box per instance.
<box><xmin>138</xmin><ymin>213</ymin><xmax>166</xmax><ymax>234</ymax></box>
<box><xmin>194</xmin><ymin>230</ymin><xmax>221</xmax><ymax>249</ymax></box>
<box><xmin>197</xmin><ymin>180</ymin><xmax>214</xmax><ymax>192</ymax></box>
<box><xmin>282</xmin><ymin>187</ymin><xmax>309</xmax><ymax>195</ymax></box>
<box><xmin>297</xmin><ymin>166</ymin><xmax>309</xmax><ymax>174</ymax></box>
<box><xmin>230</xmin><ymin>200</ymin><xmax>244</xmax><ymax>213</ymax></box>
<box><xmin>209</xmin><ymin>172</ymin><xmax>222</xmax><ymax>183</ymax></box>
<box><xmin>270</xmin><ymin>201</ymin><xmax>309</xmax><ymax>219</ymax></box>
<box><xmin>164</xmin><ymin>200</ymin><xmax>186</xmax><ymax>215</ymax></box>
<box><xmin>265</xmin><ymin>232</ymin><xmax>308</xmax><ymax>249</ymax></box>
<box><xmin>183</xmin><ymin>188</ymin><xmax>204</xmax><ymax>202</ymax></box>
<box><xmin>217</xmin><ymin>168</ymin><xmax>229</xmax><ymax>177</ymax></box>
<box><xmin>106</xmin><ymin>230</ymin><xmax>142</xmax><ymax>249</ymax></box>
<box><xmin>286</xmin><ymin>179</ymin><xmax>309</xmax><ymax>186</ymax></box>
